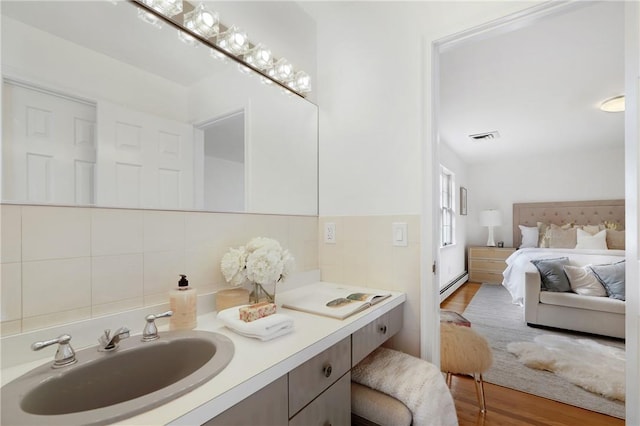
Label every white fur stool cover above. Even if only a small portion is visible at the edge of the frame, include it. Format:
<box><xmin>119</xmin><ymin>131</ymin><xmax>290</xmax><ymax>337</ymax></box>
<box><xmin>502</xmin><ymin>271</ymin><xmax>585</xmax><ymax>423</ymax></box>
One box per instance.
<box><xmin>440</xmin><ymin>323</ymin><xmax>493</xmax><ymax>375</ymax></box>
<box><xmin>352</xmin><ymin>347</ymin><xmax>458</xmax><ymax>426</ymax></box>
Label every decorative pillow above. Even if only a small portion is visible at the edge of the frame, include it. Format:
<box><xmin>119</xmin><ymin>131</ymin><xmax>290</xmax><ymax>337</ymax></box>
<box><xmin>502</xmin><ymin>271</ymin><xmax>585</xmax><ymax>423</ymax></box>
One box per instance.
<box><xmin>606</xmin><ymin>229</ymin><xmax>625</xmax><ymax>250</ymax></box>
<box><xmin>589</xmin><ymin>260</ymin><xmax>626</xmax><ymax>301</ymax></box>
<box><xmin>580</xmin><ymin>224</ymin><xmax>603</xmax><ymax>235</ymax></box>
<box><xmin>519</xmin><ymin>225</ymin><xmax>539</xmax><ymax>248</ymax></box>
<box><xmin>537</xmin><ymin>222</ymin><xmax>549</xmax><ymax>248</ymax></box>
<box><xmin>563</xmin><ymin>265</ymin><xmax>607</xmax><ymax>296</ymax></box>
<box><xmin>575</xmin><ymin>229</ymin><xmax>608</xmax><ymax>250</ymax></box>
<box><xmin>531</xmin><ymin>257</ymin><xmax>571</xmax><ymax>292</ymax></box>
<box><xmin>546</xmin><ymin>225</ymin><xmax>577</xmax><ymax>249</ymax></box>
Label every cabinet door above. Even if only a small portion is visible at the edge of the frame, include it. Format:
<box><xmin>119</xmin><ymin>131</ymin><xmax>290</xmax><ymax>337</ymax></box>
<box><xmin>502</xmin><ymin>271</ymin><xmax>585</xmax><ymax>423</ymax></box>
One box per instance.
<box><xmin>352</xmin><ymin>305</ymin><xmax>403</xmax><ymax>366</ymax></box>
<box><xmin>289</xmin><ymin>373</ymin><xmax>351</xmax><ymax>426</ymax></box>
<box><xmin>204</xmin><ymin>376</ymin><xmax>288</xmax><ymax>426</ymax></box>
<box><xmin>288</xmin><ymin>337</ymin><xmax>351</xmax><ymax>417</ymax></box>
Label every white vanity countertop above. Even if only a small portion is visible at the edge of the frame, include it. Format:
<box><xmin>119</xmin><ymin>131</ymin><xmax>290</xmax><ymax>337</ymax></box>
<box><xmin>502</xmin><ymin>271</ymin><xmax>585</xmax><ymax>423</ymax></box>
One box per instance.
<box><xmin>1</xmin><ymin>282</ymin><xmax>406</xmax><ymax>425</ymax></box>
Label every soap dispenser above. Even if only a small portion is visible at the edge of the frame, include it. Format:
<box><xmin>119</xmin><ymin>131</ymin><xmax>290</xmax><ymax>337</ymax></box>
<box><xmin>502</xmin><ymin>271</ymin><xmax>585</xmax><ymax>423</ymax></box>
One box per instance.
<box><xmin>169</xmin><ymin>274</ymin><xmax>197</xmax><ymax>330</ymax></box>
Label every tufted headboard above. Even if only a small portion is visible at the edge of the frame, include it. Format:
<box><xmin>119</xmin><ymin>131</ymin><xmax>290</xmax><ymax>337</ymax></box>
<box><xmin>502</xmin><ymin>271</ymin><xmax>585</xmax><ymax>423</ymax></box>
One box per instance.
<box><xmin>512</xmin><ymin>199</ymin><xmax>625</xmax><ymax>248</ymax></box>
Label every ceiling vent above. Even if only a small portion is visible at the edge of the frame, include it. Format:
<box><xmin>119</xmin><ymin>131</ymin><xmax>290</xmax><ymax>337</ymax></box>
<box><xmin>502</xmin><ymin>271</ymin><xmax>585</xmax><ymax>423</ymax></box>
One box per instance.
<box><xmin>469</xmin><ymin>131</ymin><xmax>500</xmax><ymax>141</ymax></box>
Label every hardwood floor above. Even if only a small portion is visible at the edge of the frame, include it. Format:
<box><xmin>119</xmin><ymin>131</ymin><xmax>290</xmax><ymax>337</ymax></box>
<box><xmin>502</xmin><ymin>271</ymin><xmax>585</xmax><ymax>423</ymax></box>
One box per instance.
<box><xmin>440</xmin><ymin>283</ymin><xmax>624</xmax><ymax>426</ymax></box>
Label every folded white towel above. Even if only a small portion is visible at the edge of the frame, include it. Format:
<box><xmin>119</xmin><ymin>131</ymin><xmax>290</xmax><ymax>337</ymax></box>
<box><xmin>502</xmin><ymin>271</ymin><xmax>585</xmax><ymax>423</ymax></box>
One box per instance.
<box><xmin>217</xmin><ymin>305</ymin><xmax>294</xmax><ymax>341</ymax></box>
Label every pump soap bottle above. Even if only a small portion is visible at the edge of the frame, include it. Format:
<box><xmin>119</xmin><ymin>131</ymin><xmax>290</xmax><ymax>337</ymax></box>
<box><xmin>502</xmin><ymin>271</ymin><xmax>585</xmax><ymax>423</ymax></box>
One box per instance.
<box><xmin>169</xmin><ymin>274</ymin><xmax>197</xmax><ymax>330</ymax></box>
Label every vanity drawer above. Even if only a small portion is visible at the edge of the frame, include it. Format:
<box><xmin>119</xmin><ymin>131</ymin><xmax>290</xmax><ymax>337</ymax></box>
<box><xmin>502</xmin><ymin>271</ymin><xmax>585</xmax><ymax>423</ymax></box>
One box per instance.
<box><xmin>288</xmin><ymin>336</ymin><xmax>351</xmax><ymax>417</ymax></box>
<box><xmin>289</xmin><ymin>372</ymin><xmax>351</xmax><ymax>426</ymax></box>
<box><xmin>204</xmin><ymin>375</ymin><xmax>288</xmax><ymax>426</ymax></box>
<box><xmin>352</xmin><ymin>304</ymin><xmax>403</xmax><ymax>366</ymax></box>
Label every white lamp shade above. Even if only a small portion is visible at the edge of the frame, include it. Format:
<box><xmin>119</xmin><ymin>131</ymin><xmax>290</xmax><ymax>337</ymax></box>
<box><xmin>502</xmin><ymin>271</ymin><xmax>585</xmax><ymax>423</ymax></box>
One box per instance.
<box><xmin>479</xmin><ymin>209</ymin><xmax>502</xmax><ymax>227</ymax></box>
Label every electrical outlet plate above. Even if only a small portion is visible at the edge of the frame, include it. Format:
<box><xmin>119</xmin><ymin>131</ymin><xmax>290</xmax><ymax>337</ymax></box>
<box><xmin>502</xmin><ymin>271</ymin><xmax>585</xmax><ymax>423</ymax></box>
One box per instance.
<box><xmin>324</xmin><ymin>222</ymin><xmax>336</xmax><ymax>244</ymax></box>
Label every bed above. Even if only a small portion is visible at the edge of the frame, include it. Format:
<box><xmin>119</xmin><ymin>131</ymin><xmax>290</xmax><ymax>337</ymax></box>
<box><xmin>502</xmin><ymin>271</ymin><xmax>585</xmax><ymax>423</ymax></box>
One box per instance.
<box><xmin>502</xmin><ymin>200</ymin><xmax>626</xmax><ymax>338</ymax></box>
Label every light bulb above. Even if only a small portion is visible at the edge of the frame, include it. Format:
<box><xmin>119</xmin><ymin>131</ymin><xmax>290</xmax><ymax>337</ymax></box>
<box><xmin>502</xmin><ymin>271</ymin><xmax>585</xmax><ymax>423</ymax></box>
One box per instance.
<box><xmin>142</xmin><ymin>0</ymin><xmax>182</xmax><ymax>17</ymax></box>
<box><xmin>292</xmin><ymin>71</ymin><xmax>311</xmax><ymax>93</ymax></box>
<box><xmin>217</xmin><ymin>26</ymin><xmax>249</xmax><ymax>55</ymax></box>
<box><xmin>245</xmin><ymin>44</ymin><xmax>272</xmax><ymax>70</ymax></box>
<box><xmin>183</xmin><ymin>3</ymin><xmax>219</xmax><ymax>39</ymax></box>
<box><xmin>272</xmin><ymin>58</ymin><xmax>294</xmax><ymax>82</ymax></box>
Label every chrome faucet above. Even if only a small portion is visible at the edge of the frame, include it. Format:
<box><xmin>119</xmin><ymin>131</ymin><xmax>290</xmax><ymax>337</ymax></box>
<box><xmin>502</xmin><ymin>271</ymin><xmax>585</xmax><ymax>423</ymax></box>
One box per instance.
<box><xmin>32</xmin><ymin>334</ymin><xmax>77</xmax><ymax>368</ymax></box>
<box><xmin>98</xmin><ymin>327</ymin><xmax>130</xmax><ymax>351</ymax></box>
<box><xmin>142</xmin><ymin>310</ymin><xmax>173</xmax><ymax>342</ymax></box>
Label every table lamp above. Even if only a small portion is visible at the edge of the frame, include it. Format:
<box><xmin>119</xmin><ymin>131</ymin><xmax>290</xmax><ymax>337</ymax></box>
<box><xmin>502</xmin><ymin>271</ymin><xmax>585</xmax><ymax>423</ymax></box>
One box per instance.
<box><xmin>479</xmin><ymin>209</ymin><xmax>502</xmax><ymax>247</ymax></box>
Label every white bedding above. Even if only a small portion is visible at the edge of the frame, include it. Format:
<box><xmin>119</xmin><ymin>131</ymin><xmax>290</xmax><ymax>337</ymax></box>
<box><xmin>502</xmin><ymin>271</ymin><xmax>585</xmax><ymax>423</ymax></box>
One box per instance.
<box><xmin>502</xmin><ymin>248</ymin><xmax>625</xmax><ymax>306</ymax></box>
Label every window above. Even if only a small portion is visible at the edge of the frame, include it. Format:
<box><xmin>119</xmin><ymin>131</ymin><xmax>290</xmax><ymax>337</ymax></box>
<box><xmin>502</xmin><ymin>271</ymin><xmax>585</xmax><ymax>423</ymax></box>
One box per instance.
<box><xmin>440</xmin><ymin>166</ymin><xmax>455</xmax><ymax>246</ymax></box>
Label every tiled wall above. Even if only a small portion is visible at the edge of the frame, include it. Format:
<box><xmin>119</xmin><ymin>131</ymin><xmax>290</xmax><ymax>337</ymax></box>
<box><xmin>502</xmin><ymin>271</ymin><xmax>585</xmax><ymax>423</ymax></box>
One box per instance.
<box><xmin>318</xmin><ymin>215</ymin><xmax>421</xmax><ymax>357</ymax></box>
<box><xmin>0</xmin><ymin>204</ymin><xmax>318</xmax><ymax>336</ymax></box>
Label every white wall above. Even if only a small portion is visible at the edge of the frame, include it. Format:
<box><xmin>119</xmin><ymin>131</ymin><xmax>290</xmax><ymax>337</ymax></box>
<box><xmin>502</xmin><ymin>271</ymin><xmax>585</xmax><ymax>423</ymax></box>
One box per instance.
<box><xmin>204</xmin><ymin>156</ymin><xmax>244</xmax><ymax>211</ymax></box>
<box><xmin>311</xmin><ymin>1</ymin><xmax>542</xmax><ymax>358</ymax></box>
<box><xmin>438</xmin><ymin>143</ymin><xmax>468</xmax><ymax>287</ymax></box>
<box><xmin>466</xmin><ymin>146</ymin><xmax>625</xmax><ymax>247</ymax></box>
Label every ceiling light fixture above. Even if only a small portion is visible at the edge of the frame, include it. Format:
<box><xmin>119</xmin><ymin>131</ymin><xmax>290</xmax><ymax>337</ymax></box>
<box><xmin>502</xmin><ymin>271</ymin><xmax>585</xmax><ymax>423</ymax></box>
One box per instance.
<box><xmin>131</xmin><ymin>0</ymin><xmax>312</xmax><ymax>98</ymax></box>
<box><xmin>244</xmin><ymin>44</ymin><xmax>273</xmax><ymax>71</ymax></box>
<box><xmin>183</xmin><ymin>3</ymin><xmax>219</xmax><ymax>39</ymax></box>
<box><xmin>141</xmin><ymin>0</ymin><xmax>182</xmax><ymax>17</ymax></box>
<box><xmin>217</xmin><ymin>26</ymin><xmax>250</xmax><ymax>56</ymax></box>
<box><xmin>600</xmin><ymin>95</ymin><xmax>625</xmax><ymax>113</ymax></box>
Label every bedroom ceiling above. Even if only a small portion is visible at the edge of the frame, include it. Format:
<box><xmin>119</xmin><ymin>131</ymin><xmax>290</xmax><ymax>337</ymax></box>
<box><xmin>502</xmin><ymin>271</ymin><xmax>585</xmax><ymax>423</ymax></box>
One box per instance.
<box><xmin>439</xmin><ymin>1</ymin><xmax>625</xmax><ymax>164</ymax></box>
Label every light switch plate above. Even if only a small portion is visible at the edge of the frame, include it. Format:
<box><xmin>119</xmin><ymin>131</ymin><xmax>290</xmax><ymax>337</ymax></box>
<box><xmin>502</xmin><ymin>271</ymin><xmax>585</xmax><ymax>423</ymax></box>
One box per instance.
<box><xmin>392</xmin><ymin>222</ymin><xmax>408</xmax><ymax>247</ymax></box>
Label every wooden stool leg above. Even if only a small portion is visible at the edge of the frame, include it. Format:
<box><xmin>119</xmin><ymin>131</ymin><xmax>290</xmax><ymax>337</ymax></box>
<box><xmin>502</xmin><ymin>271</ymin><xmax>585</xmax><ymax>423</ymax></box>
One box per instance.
<box><xmin>446</xmin><ymin>372</ymin><xmax>452</xmax><ymax>388</ymax></box>
<box><xmin>473</xmin><ymin>373</ymin><xmax>487</xmax><ymax>413</ymax></box>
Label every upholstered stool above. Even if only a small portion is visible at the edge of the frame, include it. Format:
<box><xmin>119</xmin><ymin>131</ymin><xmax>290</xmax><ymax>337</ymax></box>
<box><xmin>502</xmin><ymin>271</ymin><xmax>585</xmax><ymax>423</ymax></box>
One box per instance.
<box><xmin>351</xmin><ymin>382</ymin><xmax>412</xmax><ymax>426</ymax></box>
<box><xmin>351</xmin><ymin>347</ymin><xmax>458</xmax><ymax>426</ymax></box>
<box><xmin>440</xmin><ymin>322</ymin><xmax>493</xmax><ymax>412</ymax></box>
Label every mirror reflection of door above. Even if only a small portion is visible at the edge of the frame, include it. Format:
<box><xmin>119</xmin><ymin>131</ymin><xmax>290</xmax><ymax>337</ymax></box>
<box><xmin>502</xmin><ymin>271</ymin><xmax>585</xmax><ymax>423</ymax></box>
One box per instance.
<box><xmin>2</xmin><ymin>79</ymin><xmax>97</xmax><ymax>205</ymax></box>
<box><xmin>197</xmin><ymin>111</ymin><xmax>245</xmax><ymax>212</ymax></box>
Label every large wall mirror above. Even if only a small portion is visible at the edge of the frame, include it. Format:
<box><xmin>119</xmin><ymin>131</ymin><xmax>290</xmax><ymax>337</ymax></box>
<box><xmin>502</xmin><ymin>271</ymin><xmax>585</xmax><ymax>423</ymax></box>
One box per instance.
<box><xmin>1</xmin><ymin>1</ymin><xmax>318</xmax><ymax>215</ymax></box>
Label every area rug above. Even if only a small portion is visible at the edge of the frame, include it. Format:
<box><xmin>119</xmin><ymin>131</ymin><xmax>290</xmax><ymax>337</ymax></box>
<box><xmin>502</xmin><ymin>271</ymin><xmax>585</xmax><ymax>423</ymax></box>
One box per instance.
<box><xmin>462</xmin><ymin>284</ymin><xmax>625</xmax><ymax>419</ymax></box>
<box><xmin>507</xmin><ymin>334</ymin><xmax>625</xmax><ymax>401</ymax></box>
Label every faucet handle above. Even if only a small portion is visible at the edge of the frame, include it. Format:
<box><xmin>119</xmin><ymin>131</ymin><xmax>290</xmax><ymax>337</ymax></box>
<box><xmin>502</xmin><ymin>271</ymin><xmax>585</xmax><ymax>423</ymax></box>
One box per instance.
<box><xmin>31</xmin><ymin>334</ymin><xmax>77</xmax><ymax>368</ymax></box>
<box><xmin>142</xmin><ymin>310</ymin><xmax>173</xmax><ymax>342</ymax></box>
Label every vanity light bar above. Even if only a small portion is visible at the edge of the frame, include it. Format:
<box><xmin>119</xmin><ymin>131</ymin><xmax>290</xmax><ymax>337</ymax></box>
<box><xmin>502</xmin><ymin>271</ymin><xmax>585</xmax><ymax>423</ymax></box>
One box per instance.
<box><xmin>130</xmin><ymin>0</ymin><xmax>311</xmax><ymax>97</ymax></box>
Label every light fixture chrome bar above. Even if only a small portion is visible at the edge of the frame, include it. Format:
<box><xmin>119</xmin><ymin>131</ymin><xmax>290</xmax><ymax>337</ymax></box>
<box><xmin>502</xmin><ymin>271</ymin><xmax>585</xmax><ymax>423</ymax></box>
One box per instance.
<box><xmin>129</xmin><ymin>0</ymin><xmax>308</xmax><ymax>98</ymax></box>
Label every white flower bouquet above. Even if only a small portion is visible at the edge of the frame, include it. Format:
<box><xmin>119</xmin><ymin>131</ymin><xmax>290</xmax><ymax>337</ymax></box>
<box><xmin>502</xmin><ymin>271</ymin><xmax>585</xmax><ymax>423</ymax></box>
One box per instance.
<box><xmin>221</xmin><ymin>237</ymin><xmax>295</xmax><ymax>303</ymax></box>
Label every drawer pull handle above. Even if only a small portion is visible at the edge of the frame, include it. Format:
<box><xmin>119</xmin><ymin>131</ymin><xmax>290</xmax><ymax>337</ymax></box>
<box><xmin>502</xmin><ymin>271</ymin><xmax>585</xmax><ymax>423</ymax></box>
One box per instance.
<box><xmin>322</xmin><ymin>363</ymin><xmax>333</xmax><ymax>378</ymax></box>
<box><xmin>379</xmin><ymin>325</ymin><xmax>388</xmax><ymax>334</ymax></box>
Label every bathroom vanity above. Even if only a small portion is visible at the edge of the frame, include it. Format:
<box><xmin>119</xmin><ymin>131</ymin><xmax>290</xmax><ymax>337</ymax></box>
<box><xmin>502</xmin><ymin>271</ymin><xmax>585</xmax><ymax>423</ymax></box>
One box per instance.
<box><xmin>0</xmin><ymin>283</ymin><xmax>405</xmax><ymax>425</ymax></box>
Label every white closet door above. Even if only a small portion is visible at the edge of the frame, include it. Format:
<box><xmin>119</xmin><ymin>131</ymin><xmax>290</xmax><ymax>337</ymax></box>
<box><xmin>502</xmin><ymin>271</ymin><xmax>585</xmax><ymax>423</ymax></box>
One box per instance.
<box><xmin>2</xmin><ymin>81</ymin><xmax>96</xmax><ymax>204</ymax></box>
<box><xmin>96</xmin><ymin>101</ymin><xmax>194</xmax><ymax>209</ymax></box>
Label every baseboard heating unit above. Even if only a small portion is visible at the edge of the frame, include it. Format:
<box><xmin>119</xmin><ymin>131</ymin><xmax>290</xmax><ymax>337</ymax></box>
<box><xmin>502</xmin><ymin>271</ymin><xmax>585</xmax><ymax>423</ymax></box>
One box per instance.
<box><xmin>440</xmin><ymin>272</ymin><xmax>468</xmax><ymax>302</ymax></box>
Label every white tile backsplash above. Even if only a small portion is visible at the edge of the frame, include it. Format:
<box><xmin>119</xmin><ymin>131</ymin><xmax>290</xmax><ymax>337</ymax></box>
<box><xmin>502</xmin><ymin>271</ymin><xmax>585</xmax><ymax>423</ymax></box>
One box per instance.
<box><xmin>143</xmin><ymin>210</ymin><xmax>185</xmax><ymax>252</ymax></box>
<box><xmin>22</xmin><ymin>206</ymin><xmax>91</xmax><ymax>261</ymax></box>
<box><xmin>1</xmin><ymin>204</ymin><xmax>318</xmax><ymax>336</ymax></box>
<box><xmin>91</xmin><ymin>254</ymin><xmax>144</xmax><ymax>305</ymax></box>
<box><xmin>91</xmin><ymin>208</ymin><xmax>144</xmax><ymax>256</ymax></box>
<box><xmin>22</xmin><ymin>257</ymin><xmax>91</xmax><ymax>317</ymax></box>
<box><xmin>1</xmin><ymin>262</ymin><xmax>22</xmax><ymax>321</ymax></box>
<box><xmin>143</xmin><ymin>250</ymin><xmax>187</xmax><ymax>297</ymax></box>
<box><xmin>1</xmin><ymin>205</ymin><xmax>22</xmax><ymax>263</ymax></box>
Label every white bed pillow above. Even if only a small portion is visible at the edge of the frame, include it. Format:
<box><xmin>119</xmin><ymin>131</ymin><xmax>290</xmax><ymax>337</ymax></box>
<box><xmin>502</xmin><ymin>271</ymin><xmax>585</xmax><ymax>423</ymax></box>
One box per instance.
<box><xmin>563</xmin><ymin>265</ymin><xmax>607</xmax><ymax>296</ymax></box>
<box><xmin>575</xmin><ymin>229</ymin><xmax>608</xmax><ymax>250</ymax></box>
<box><xmin>519</xmin><ymin>225</ymin><xmax>539</xmax><ymax>248</ymax></box>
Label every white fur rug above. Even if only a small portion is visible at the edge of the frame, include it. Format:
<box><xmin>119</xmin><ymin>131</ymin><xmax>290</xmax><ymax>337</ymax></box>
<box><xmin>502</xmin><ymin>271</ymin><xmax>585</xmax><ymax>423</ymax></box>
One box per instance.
<box><xmin>507</xmin><ymin>334</ymin><xmax>625</xmax><ymax>401</ymax></box>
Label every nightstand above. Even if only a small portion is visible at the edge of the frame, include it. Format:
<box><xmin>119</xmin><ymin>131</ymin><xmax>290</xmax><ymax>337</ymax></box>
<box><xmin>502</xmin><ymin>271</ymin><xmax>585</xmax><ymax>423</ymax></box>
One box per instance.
<box><xmin>468</xmin><ymin>246</ymin><xmax>516</xmax><ymax>285</ymax></box>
